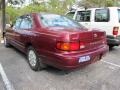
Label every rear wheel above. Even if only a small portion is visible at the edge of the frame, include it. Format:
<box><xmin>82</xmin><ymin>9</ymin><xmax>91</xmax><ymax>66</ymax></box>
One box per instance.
<box><xmin>109</xmin><ymin>45</ymin><xmax>114</xmax><ymax>50</ymax></box>
<box><xmin>4</xmin><ymin>36</ymin><xmax>10</xmax><ymax>47</ymax></box>
<box><xmin>27</xmin><ymin>46</ymin><xmax>46</xmax><ymax>71</ymax></box>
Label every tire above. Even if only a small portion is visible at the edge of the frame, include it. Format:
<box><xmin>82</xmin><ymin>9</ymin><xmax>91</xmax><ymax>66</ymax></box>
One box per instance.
<box><xmin>27</xmin><ymin>46</ymin><xmax>46</xmax><ymax>71</ymax></box>
<box><xmin>4</xmin><ymin>36</ymin><xmax>10</xmax><ymax>47</ymax></box>
<box><xmin>109</xmin><ymin>45</ymin><xmax>114</xmax><ymax>50</ymax></box>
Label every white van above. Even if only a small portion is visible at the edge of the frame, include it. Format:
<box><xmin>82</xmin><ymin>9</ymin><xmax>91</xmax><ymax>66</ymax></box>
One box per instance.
<box><xmin>66</xmin><ymin>7</ymin><xmax>120</xmax><ymax>48</ymax></box>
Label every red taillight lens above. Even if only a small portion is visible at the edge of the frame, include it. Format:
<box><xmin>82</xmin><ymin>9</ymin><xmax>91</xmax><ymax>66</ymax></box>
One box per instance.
<box><xmin>56</xmin><ymin>42</ymin><xmax>85</xmax><ymax>51</ymax></box>
<box><xmin>70</xmin><ymin>42</ymin><xmax>79</xmax><ymax>50</ymax></box>
<box><xmin>113</xmin><ymin>27</ymin><xmax>119</xmax><ymax>36</ymax></box>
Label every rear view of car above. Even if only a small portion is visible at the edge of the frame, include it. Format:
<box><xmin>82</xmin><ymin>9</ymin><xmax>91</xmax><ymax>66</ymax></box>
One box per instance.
<box><xmin>4</xmin><ymin>13</ymin><xmax>109</xmax><ymax>71</ymax></box>
<box><xmin>39</xmin><ymin>13</ymin><xmax>108</xmax><ymax>70</ymax></box>
<box><xmin>54</xmin><ymin>30</ymin><xmax>108</xmax><ymax>70</ymax></box>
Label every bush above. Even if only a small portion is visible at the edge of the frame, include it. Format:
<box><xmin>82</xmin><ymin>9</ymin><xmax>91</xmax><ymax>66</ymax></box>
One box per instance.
<box><xmin>6</xmin><ymin>6</ymin><xmax>20</xmax><ymax>23</ymax></box>
<box><xmin>6</xmin><ymin>4</ymin><xmax>50</xmax><ymax>23</ymax></box>
<box><xmin>6</xmin><ymin>0</ymin><xmax>75</xmax><ymax>22</ymax></box>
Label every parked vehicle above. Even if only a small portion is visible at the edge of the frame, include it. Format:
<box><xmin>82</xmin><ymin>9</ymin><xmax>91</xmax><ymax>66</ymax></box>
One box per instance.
<box><xmin>66</xmin><ymin>7</ymin><xmax>120</xmax><ymax>48</ymax></box>
<box><xmin>4</xmin><ymin>13</ymin><xmax>108</xmax><ymax>71</ymax></box>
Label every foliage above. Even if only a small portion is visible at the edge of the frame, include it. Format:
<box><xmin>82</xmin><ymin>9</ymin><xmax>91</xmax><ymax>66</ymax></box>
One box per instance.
<box><xmin>6</xmin><ymin>0</ymin><xmax>24</xmax><ymax>5</ymax></box>
<box><xmin>6</xmin><ymin>0</ymin><xmax>119</xmax><ymax>23</ymax></box>
<box><xmin>106</xmin><ymin>0</ymin><xmax>114</xmax><ymax>7</ymax></box>
<box><xmin>80</xmin><ymin>0</ymin><xmax>115</xmax><ymax>7</ymax></box>
<box><xmin>21</xmin><ymin>4</ymin><xmax>48</xmax><ymax>14</ymax></box>
<box><xmin>6</xmin><ymin>0</ymin><xmax>75</xmax><ymax>22</ymax></box>
<box><xmin>6</xmin><ymin>6</ymin><xmax>20</xmax><ymax>23</ymax></box>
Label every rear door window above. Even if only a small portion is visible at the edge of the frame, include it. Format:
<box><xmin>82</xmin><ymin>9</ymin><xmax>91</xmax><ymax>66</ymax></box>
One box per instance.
<box><xmin>118</xmin><ymin>9</ymin><xmax>120</xmax><ymax>22</ymax></box>
<box><xmin>75</xmin><ymin>10</ymin><xmax>91</xmax><ymax>22</ymax></box>
<box><xmin>19</xmin><ymin>16</ymin><xmax>32</xmax><ymax>29</ymax></box>
<box><xmin>95</xmin><ymin>9</ymin><xmax>109</xmax><ymax>22</ymax></box>
<box><xmin>13</xmin><ymin>18</ymin><xmax>22</xmax><ymax>29</ymax></box>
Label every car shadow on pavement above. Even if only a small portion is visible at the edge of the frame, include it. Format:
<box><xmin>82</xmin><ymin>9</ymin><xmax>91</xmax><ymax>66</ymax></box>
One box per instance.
<box><xmin>45</xmin><ymin>65</ymin><xmax>90</xmax><ymax>75</ymax></box>
<box><xmin>45</xmin><ymin>66</ymin><xmax>70</xmax><ymax>75</ymax></box>
<box><xmin>109</xmin><ymin>46</ymin><xmax>119</xmax><ymax>51</ymax></box>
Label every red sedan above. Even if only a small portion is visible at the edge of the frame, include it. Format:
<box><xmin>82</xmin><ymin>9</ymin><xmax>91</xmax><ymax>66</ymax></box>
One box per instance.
<box><xmin>4</xmin><ymin>13</ymin><xmax>109</xmax><ymax>71</ymax></box>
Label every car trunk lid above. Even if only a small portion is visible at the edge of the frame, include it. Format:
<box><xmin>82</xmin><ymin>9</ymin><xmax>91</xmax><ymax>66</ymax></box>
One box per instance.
<box><xmin>60</xmin><ymin>30</ymin><xmax>106</xmax><ymax>51</ymax></box>
<box><xmin>76</xmin><ymin>31</ymin><xmax>106</xmax><ymax>50</ymax></box>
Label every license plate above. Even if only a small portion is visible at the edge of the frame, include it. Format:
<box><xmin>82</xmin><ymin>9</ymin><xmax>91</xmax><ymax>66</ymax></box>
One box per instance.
<box><xmin>79</xmin><ymin>55</ymin><xmax>90</xmax><ymax>63</ymax></box>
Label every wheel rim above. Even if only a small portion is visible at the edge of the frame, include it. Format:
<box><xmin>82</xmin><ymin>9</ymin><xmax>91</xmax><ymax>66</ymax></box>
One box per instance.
<box><xmin>28</xmin><ymin>50</ymin><xmax>37</xmax><ymax>67</ymax></box>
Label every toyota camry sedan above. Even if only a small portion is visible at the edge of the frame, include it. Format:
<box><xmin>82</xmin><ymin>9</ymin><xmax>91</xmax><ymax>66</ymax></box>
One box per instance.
<box><xmin>4</xmin><ymin>13</ymin><xmax>109</xmax><ymax>71</ymax></box>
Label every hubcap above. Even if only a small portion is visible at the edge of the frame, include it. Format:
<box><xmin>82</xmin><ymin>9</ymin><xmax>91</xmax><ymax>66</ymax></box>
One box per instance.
<box><xmin>28</xmin><ymin>50</ymin><xmax>37</xmax><ymax>67</ymax></box>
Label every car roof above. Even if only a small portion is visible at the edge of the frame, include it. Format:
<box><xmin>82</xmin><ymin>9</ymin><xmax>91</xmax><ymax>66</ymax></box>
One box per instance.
<box><xmin>18</xmin><ymin>12</ymin><xmax>61</xmax><ymax>19</ymax></box>
<box><xmin>76</xmin><ymin>7</ymin><xmax>120</xmax><ymax>11</ymax></box>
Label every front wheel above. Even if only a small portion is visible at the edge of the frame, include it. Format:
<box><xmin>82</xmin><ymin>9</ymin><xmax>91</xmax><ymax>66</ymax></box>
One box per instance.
<box><xmin>109</xmin><ymin>45</ymin><xmax>114</xmax><ymax>50</ymax></box>
<box><xmin>27</xmin><ymin>46</ymin><xmax>46</xmax><ymax>71</ymax></box>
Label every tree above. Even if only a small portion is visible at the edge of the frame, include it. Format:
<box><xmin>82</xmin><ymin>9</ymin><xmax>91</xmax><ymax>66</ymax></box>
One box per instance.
<box><xmin>6</xmin><ymin>0</ymin><xmax>24</xmax><ymax>5</ymax></box>
<box><xmin>79</xmin><ymin>0</ymin><xmax>115</xmax><ymax>8</ymax></box>
<box><xmin>47</xmin><ymin>0</ymin><xmax>75</xmax><ymax>14</ymax></box>
<box><xmin>5</xmin><ymin>0</ymin><xmax>76</xmax><ymax>22</ymax></box>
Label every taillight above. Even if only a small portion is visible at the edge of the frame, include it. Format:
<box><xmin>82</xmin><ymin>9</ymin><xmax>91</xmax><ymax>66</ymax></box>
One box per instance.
<box><xmin>70</xmin><ymin>42</ymin><xmax>79</xmax><ymax>50</ymax></box>
<box><xmin>113</xmin><ymin>27</ymin><xmax>119</xmax><ymax>36</ymax></box>
<box><xmin>56</xmin><ymin>42</ymin><xmax>85</xmax><ymax>51</ymax></box>
<box><xmin>60</xmin><ymin>43</ymin><xmax>70</xmax><ymax>51</ymax></box>
<box><xmin>80</xmin><ymin>42</ymin><xmax>85</xmax><ymax>49</ymax></box>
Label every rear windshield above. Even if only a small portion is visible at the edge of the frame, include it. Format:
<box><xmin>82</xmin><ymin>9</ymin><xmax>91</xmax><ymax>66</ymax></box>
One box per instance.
<box><xmin>118</xmin><ymin>9</ymin><xmax>120</xmax><ymax>22</ymax></box>
<box><xmin>40</xmin><ymin>13</ymin><xmax>83</xmax><ymax>28</ymax></box>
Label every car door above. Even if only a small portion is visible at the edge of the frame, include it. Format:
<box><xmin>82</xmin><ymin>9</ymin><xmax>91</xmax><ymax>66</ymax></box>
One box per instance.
<box><xmin>75</xmin><ymin>10</ymin><xmax>91</xmax><ymax>28</ymax></box>
<box><xmin>14</xmin><ymin>15</ymin><xmax>33</xmax><ymax>52</ymax></box>
<box><xmin>6</xmin><ymin>17</ymin><xmax>22</xmax><ymax>46</ymax></box>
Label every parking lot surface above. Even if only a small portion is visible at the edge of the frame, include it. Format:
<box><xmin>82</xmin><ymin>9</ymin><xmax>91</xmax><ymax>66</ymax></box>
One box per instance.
<box><xmin>0</xmin><ymin>76</ymin><xmax>5</xmax><ymax>90</ymax></box>
<box><xmin>0</xmin><ymin>44</ymin><xmax>120</xmax><ymax>90</ymax></box>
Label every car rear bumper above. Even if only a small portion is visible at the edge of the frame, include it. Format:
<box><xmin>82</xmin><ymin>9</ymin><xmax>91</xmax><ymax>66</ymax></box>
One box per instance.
<box><xmin>41</xmin><ymin>45</ymin><xmax>109</xmax><ymax>70</ymax></box>
<box><xmin>107</xmin><ymin>35</ymin><xmax>120</xmax><ymax>46</ymax></box>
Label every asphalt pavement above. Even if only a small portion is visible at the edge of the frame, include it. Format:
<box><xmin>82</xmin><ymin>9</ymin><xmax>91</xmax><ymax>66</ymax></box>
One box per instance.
<box><xmin>0</xmin><ymin>43</ymin><xmax>120</xmax><ymax>90</ymax></box>
<box><xmin>0</xmin><ymin>76</ymin><xmax>5</xmax><ymax>90</ymax></box>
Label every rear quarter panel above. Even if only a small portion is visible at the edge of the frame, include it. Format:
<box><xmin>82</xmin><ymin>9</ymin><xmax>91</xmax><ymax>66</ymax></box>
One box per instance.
<box><xmin>31</xmin><ymin>29</ymin><xmax>62</xmax><ymax>57</ymax></box>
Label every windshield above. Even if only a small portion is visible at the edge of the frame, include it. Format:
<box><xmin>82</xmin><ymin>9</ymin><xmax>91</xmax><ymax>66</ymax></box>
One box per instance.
<box><xmin>40</xmin><ymin>13</ymin><xmax>83</xmax><ymax>28</ymax></box>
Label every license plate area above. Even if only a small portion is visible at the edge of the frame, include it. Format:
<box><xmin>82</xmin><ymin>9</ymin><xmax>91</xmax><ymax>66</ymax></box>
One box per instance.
<box><xmin>79</xmin><ymin>55</ymin><xmax>91</xmax><ymax>63</ymax></box>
